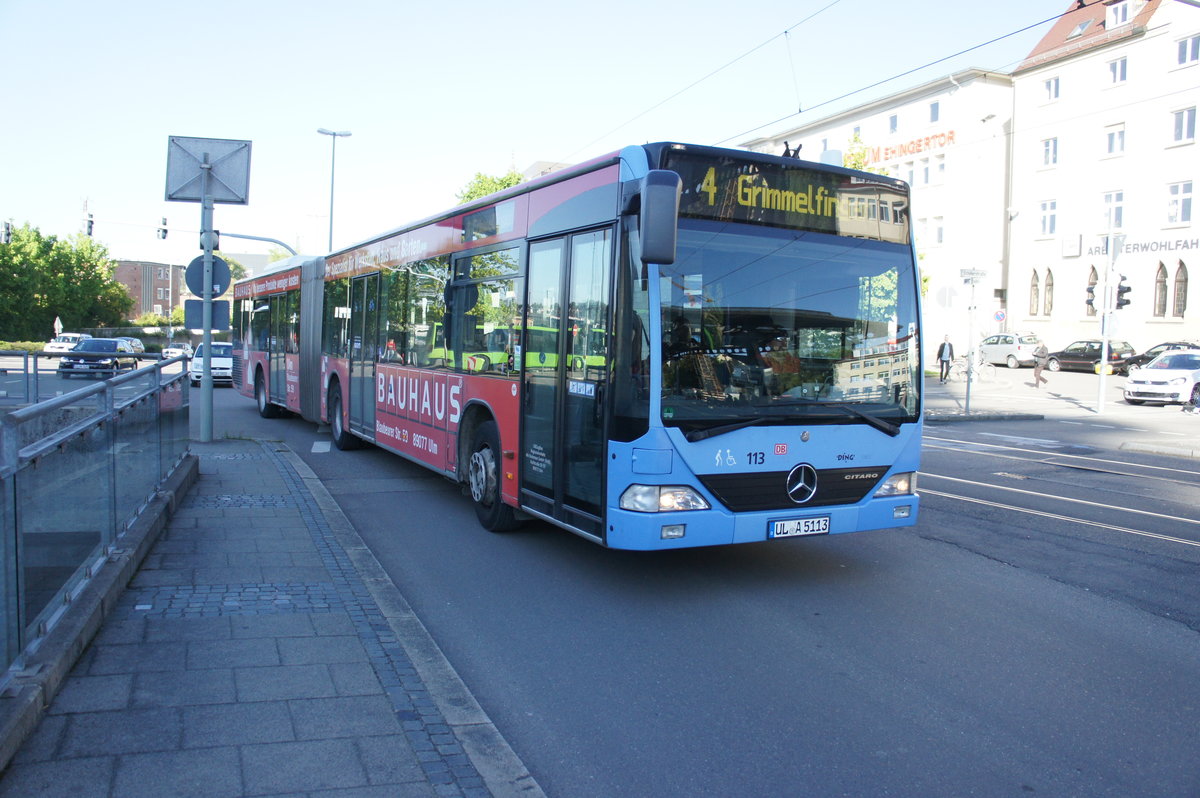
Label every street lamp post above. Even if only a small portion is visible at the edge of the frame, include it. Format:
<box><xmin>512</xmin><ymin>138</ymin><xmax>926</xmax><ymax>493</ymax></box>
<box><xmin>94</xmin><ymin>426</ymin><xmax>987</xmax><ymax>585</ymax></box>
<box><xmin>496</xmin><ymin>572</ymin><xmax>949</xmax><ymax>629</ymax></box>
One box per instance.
<box><xmin>317</xmin><ymin>128</ymin><xmax>351</xmax><ymax>252</ymax></box>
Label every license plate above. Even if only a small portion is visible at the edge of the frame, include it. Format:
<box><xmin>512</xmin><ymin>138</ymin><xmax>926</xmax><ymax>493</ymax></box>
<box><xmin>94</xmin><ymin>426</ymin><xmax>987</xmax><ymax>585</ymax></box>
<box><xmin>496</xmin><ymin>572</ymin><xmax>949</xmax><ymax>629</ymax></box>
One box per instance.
<box><xmin>770</xmin><ymin>516</ymin><xmax>830</xmax><ymax>538</ymax></box>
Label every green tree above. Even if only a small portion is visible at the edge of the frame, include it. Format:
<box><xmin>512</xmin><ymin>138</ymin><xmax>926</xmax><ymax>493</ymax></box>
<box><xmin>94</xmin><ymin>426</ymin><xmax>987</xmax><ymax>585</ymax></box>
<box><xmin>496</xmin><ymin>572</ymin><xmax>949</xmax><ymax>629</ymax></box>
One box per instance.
<box><xmin>213</xmin><ymin>251</ymin><xmax>247</xmax><ymax>281</ymax></box>
<box><xmin>843</xmin><ymin>132</ymin><xmax>889</xmax><ymax>176</ymax></box>
<box><xmin>0</xmin><ymin>224</ymin><xmax>133</xmax><ymax>340</ymax></box>
<box><xmin>456</xmin><ymin>170</ymin><xmax>523</xmax><ymax>205</ymax></box>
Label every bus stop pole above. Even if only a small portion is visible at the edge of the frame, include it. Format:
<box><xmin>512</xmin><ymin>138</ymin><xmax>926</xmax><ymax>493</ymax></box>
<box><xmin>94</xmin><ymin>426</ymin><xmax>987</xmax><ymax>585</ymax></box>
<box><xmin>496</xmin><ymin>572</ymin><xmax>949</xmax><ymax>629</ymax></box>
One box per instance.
<box><xmin>200</xmin><ymin>157</ymin><xmax>214</xmax><ymax>443</ymax></box>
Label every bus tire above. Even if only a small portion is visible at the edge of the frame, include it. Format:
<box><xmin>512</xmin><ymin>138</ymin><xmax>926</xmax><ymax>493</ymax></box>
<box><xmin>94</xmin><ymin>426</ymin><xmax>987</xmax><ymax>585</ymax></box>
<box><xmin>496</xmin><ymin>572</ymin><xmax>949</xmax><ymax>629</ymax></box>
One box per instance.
<box><xmin>255</xmin><ymin>371</ymin><xmax>280</xmax><ymax>418</ymax></box>
<box><xmin>468</xmin><ymin>420</ymin><xmax>520</xmax><ymax>532</ymax></box>
<box><xmin>328</xmin><ymin>385</ymin><xmax>361</xmax><ymax>450</ymax></box>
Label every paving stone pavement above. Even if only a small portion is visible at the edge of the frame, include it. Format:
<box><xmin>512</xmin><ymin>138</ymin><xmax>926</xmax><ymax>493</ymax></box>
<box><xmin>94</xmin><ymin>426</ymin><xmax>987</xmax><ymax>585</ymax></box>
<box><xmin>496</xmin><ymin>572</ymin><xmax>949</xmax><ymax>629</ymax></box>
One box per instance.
<box><xmin>0</xmin><ymin>440</ymin><xmax>540</xmax><ymax>798</ymax></box>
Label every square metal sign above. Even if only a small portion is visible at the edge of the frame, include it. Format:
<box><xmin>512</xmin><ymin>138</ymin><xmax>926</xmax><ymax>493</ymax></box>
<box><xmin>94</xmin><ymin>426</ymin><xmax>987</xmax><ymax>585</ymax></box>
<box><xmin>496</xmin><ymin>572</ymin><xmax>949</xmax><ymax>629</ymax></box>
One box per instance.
<box><xmin>165</xmin><ymin>136</ymin><xmax>252</xmax><ymax>204</ymax></box>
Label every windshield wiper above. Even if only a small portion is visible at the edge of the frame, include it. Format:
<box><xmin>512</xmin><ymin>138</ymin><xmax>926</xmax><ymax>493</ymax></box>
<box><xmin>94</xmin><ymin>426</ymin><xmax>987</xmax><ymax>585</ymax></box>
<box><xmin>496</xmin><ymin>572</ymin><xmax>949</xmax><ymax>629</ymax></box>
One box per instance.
<box><xmin>681</xmin><ymin>401</ymin><xmax>902</xmax><ymax>442</ymax></box>
<box><xmin>683</xmin><ymin>417</ymin><xmax>766</xmax><ymax>442</ymax></box>
<box><xmin>822</xmin><ymin>402</ymin><xmax>901</xmax><ymax>437</ymax></box>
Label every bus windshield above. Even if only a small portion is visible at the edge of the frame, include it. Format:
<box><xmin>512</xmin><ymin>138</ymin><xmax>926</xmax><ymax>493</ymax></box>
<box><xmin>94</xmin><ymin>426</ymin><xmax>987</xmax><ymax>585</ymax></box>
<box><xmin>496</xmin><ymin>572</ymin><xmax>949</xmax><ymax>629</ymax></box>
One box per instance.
<box><xmin>659</xmin><ymin>221</ymin><xmax>920</xmax><ymax>433</ymax></box>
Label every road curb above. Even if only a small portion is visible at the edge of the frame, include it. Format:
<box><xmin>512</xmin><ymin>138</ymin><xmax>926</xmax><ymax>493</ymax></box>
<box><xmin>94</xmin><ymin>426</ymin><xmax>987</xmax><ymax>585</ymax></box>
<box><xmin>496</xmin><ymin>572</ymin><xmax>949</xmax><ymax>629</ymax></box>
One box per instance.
<box><xmin>925</xmin><ymin>411</ymin><xmax>1045</xmax><ymax>423</ymax></box>
<box><xmin>1120</xmin><ymin>440</ymin><xmax>1200</xmax><ymax>459</ymax></box>
<box><xmin>278</xmin><ymin>447</ymin><xmax>546</xmax><ymax>798</ymax></box>
<box><xmin>0</xmin><ymin>452</ymin><xmax>199</xmax><ymax>772</ymax></box>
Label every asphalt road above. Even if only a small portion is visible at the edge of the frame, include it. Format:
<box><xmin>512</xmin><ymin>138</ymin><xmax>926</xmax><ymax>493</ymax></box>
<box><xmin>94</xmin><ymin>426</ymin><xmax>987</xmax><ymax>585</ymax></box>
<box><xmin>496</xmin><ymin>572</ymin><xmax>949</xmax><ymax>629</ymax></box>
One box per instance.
<box><xmin>200</xmin><ymin>378</ymin><xmax>1200</xmax><ymax>798</ymax></box>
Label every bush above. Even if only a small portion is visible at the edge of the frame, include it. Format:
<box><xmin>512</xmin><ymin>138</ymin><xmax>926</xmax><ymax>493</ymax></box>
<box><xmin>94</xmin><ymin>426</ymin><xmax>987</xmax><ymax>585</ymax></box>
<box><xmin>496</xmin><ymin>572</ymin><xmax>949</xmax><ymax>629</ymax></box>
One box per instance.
<box><xmin>0</xmin><ymin>341</ymin><xmax>50</xmax><ymax>353</ymax></box>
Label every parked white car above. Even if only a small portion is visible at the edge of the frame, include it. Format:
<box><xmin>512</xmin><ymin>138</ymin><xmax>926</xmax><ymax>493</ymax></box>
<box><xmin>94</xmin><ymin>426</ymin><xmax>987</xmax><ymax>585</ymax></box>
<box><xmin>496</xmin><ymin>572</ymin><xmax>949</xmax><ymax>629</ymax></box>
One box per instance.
<box><xmin>162</xmin><ymin>342</ymin><xmax>193</xmax><ymax>360</ymax></box>
<box><xmin>1123</xmin><ymin>349</ymin><xmax>1200</xmax><ymax>406</ymax></box>
<box><xmin>189</xmin><ymin>342</ymin><xmax>234</xmax><ymax>387</ymax></box>
<box><xmin>45</xmin><ymin>332</ymin><xmax>92</xmax><ymax>353</ymax></box>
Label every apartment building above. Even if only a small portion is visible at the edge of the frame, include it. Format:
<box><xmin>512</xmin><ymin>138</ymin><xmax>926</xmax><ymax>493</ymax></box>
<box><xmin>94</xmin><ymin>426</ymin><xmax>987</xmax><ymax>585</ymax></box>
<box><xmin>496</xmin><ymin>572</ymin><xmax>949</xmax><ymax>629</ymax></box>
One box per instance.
<box><xmin>1009</xmin><ymin>0</ymin><xmax>1199</xmax><ymax>351</ymax></box>
<box><xmin>745</xmin><ymin>0</ymin><xmax>1199</xmax><ymax>361</ymax></box>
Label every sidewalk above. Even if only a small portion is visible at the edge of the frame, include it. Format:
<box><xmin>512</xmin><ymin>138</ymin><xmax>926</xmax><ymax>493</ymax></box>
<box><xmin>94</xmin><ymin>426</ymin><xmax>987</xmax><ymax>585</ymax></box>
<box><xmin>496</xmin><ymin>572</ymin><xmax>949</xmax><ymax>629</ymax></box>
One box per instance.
<box><xmin>0</xmin><ymin>439</ymin><xmax>541</xmax><ymax>798</ymax></box>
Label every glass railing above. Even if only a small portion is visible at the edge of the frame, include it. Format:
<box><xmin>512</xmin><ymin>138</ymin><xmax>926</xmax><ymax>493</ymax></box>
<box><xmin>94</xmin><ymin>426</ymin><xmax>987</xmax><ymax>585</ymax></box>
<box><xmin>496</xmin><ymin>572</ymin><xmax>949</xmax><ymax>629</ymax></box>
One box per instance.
<box><xmin>0</xmin><ymin>356</ymin><xmax>190</xmax><ymax>675</ymax></box>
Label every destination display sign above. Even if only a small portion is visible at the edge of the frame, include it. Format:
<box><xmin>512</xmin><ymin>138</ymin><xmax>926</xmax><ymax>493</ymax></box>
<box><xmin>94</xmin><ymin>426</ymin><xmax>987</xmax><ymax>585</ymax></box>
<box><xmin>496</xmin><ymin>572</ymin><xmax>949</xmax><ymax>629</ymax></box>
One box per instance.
<box><xmin>663</xmin><ymin>150</ymin><xmax>909</xmax><ymax>241</ymax></box>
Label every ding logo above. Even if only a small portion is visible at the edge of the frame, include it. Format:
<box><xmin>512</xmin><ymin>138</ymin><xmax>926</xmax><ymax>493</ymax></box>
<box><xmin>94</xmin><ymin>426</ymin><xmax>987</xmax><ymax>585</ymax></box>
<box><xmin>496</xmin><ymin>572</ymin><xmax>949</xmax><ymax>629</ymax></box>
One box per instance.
<box><xmin>786</xmin><ymin>464</ymin><xmax>818</xmax><ymax>504</ymax></box>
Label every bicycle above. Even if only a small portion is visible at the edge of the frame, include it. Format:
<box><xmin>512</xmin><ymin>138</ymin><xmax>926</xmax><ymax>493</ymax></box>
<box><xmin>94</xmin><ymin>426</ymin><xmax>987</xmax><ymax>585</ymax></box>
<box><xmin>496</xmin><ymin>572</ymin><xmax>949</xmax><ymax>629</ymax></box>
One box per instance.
<box><xmin>946</xmin><ymin>357</ymin><xmax>995</xmax><ymax>383</ymax></box>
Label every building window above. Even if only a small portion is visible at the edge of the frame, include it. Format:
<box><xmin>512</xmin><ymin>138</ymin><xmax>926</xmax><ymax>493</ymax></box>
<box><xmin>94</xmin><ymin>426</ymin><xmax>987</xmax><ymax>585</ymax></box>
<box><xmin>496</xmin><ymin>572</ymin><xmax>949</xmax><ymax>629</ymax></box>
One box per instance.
<box><xmin>1068</xmin><ymin>19</ymin><xmax>1093</xmax><ymax>39</ymax></box>
<box><xmin>1029</xmin><ymin>271</ymin><xmax>1040</xmax><ymax>316</ymax></box>
<box><xmin>904</xmin><ymin>162</ymin><xmax>915</xmax><ymax>185</ymax></box>
<box><xmin>1044</xmin><ymin>270</ymin><xmax>1055</xmax><ymax>316</ymax></box>
<box><xmin>1168</xmin><ymin>181</ymin><xmax>1193</xmax><ymax>225</ymax></box>
<box><xmin>1103</xmin><ymin>191</ymin><xmax>1125</xmax><ymax>230</ymax></box>
<box><xmin>1179</xmin><ymin>34</ymin><xmax>1200</xmax><ymax>67</ymax></box>
<box><xmin>1107</xmin><ymin>1</ymin><xmax>1130</xmax><ymax>28</ymax></box>
<box><xmin>920</xmin><ymin>158</ymin><xmax>930</xmax><ymax>185</ymax></box>
<box><xmin>1044</xmin><ymin>76</ymin><xmax>1060</xmax><ymax>101</ymax></box>
<box><xmin>1105</xmin><ymin>123</ymin><xmax>1126</xmax><ymax>155</ymax></box>
<box><xmin>1041</xmin><ymin>137</ymin><xmax>1059</xmax><ymax>166</ymax></box>
<box><xmin>935</xmin><ymin>154</ymin><xmax>945</xmax><ymax>182</ymax></box>
<box><xmin>1155</xmin><ymin>263</ymin><xmax>1169</xmax><ymax>317</ymax></box>
<box><xmin>935</xmin><ymin>217</ymin><xmax>944</xmax><ymax>245</ymax></box>
<box><xmin>1087</xmin><ymin>267</ymin><xmax>1098</xmax><ymax>317</ymax></box>
<box><xmin>1175</xmin><ymin>263</ymin><xmax>1190</xmax><ymax>318</ymax></box>
<box><xmin>889</xmin><ymin>114</ymin><xmax>898</xmax><ymax>133</ymax></box>
<box><xmin>1173</xmin><ymin>107</ymin><xmax>1197</xmax><ymax>144</ymax></box>
<box><xmin>1040</xmin><ymin>200</ymin><xmax>1057</xmax><ymax>236</ymax></box>
<box><xmin>930</xmin><ymin>102</ymin><xmax>939</xmax><ymax>123</ymax></box>
<box><xmin>1108</xmin><ymin>57</ymin><xmax>1128</xmax><ymax>85</ymax></box>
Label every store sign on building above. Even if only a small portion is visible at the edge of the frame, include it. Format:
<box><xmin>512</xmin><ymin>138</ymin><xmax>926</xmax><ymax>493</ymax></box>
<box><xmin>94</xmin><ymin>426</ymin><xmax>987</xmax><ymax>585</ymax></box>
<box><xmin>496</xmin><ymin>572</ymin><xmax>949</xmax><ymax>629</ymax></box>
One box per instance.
<box><xmin>864</xmin><ymin>130</ymin><xmax>957</xmax><ymax>166</ymax></box>
<box><xmin>1086</xmin><ymin>236</ymin><xmax>1200</xmax><ymax>257</ymax></box>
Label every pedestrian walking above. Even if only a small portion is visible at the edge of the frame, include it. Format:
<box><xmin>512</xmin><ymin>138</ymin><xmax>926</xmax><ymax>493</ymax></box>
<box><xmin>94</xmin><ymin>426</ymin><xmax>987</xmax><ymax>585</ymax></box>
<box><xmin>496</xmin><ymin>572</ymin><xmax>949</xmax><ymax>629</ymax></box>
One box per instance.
<box><xmin>936</xmin><ymin>335</ymin><xmax>954</xmax><ymax>384</ymax></box>
<box><xmin>1033</xmin><ymin>342</ymin><xmax>1050</xmax><ymax>388</ymax></box>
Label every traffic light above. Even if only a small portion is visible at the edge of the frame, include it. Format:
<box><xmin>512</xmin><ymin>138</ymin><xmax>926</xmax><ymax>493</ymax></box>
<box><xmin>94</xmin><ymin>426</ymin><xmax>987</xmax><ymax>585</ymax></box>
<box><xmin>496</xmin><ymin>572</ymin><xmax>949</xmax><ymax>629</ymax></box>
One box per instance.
<box><xmin>1086</xmin><ymin>284</ymin><xmax>1096</xmax><ymax>309</ymax></box>
<box><xmin>157</xmin><ymin>217</ymin><xmax>168</xmax><ymax>239</ymax></box>
<box><xmin>1115</xmin><ymin>276</ymin><xmax>1132</xmax><ymax>309</ymax></box>
<box><xmin>1</xmin><ymin>221</ymin><xmax>11</xmax><ymax>244</ymax></box>
<box><xmin>86</xmin><ymin>213</ymin><xmax>93</xmax><ymax>236</ymax></box>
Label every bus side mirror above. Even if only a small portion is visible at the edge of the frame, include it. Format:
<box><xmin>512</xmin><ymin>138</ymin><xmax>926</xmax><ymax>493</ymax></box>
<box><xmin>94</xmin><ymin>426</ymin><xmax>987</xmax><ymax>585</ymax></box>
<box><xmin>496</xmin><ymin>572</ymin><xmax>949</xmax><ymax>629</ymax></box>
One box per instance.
<box><xmin>639</xmin><ymin>170</ymin><xmax>680</xmax><ymax>265</ymax></box>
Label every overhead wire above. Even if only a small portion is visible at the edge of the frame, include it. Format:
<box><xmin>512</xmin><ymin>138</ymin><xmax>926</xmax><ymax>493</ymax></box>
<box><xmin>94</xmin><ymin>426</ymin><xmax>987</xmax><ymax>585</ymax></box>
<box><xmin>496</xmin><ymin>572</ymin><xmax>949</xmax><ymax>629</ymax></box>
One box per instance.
<box><xmin>561</xmin><ymin>0</ymin><xmax>844</xmax><ymax>162</ymax></box>
<box><xmin>714</xmin><ymin>5</ymin><xmax>1078</xmax><ymax>146</ymax></box>
<box><xmin>565</xmin><ymin>0</ymin><xmax>1093</xmax><ymax>159</ymax></box>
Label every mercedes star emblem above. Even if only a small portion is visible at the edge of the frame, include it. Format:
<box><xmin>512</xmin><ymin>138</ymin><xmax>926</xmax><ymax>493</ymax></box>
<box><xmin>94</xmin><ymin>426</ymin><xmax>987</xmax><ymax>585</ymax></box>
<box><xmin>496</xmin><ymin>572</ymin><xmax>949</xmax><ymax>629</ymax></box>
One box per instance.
<box><xmin>786</xmin><ymin>463</ymin><xmax>818</xmax><ymax>504</ymax></box>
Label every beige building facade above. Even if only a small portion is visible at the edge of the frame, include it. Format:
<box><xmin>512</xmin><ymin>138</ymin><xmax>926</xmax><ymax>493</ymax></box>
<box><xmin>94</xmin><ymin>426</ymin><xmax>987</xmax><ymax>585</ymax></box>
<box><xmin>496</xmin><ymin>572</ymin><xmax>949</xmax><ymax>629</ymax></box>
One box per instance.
<box><xmin>745</xmin><ymin>0</ymin><xmax>1199</xmax><ymax>362</ymax></box>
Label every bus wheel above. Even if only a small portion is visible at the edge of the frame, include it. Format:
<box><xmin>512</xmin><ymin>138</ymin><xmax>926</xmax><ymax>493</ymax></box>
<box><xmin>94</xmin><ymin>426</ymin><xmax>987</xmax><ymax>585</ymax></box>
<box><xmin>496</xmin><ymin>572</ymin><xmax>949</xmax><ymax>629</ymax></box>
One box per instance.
<box><xmin>255</xmin><ymin>372</ymin><xmax>280</xmax><ymax>418</ymax></box>
<box><xmin>328</xmin><ymin>386</ymin><xmax>360</xmax><ymax>450</ymax></box>
<box><xmin>468</xmin><ymin>420</ymin><xmax>520</xmax><ymax>532</ymax></box>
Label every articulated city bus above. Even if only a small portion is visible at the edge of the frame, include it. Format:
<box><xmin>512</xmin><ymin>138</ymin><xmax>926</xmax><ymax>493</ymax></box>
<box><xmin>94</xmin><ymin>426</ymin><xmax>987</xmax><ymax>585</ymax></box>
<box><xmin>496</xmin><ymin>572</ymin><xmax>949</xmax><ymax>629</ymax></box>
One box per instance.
<box><xmin>233</xmin><ymin>142</ymin><xmax>923</xmax><ymax>550</ymax></box>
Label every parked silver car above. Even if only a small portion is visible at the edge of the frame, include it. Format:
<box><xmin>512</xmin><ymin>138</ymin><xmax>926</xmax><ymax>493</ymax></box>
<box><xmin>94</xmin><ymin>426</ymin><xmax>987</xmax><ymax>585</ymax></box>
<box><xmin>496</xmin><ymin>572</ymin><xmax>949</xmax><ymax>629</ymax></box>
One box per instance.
<box><xmin>978</xmin><ymin>333</ymin><xmax>1042</xmax><ymax>368</ymax></box>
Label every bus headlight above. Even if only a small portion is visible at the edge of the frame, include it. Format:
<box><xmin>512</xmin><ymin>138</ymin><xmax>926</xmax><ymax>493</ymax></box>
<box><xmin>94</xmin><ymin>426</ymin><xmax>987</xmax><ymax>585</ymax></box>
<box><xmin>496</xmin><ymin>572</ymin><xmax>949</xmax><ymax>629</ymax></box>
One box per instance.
<box><xmin>874</xmin><ymin>471</ymin><xmax>916</xmax><ymax>497</ymax></box>
<box><xmin>620</xmin><ymin>485</ymin><xmax>711</xmax><ymax>512</ymax></box>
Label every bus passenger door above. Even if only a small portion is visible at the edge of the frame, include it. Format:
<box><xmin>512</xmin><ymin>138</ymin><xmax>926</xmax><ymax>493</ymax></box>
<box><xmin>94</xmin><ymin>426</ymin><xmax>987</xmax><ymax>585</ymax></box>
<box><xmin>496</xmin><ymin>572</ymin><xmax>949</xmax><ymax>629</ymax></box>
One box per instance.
<box><xmin>521</xmin><ymin>229</ymin><xmax>612</xmax><ymax>538</ymax></box>
<box><xmin>269</xmin><ymin>295</ymin><xmax>286</xmax><ymax>401</ymax></box>
<box><xmin>349</xmin><ymin>274</ymin><xmax>379</xmax><ymax>438</ymax></box>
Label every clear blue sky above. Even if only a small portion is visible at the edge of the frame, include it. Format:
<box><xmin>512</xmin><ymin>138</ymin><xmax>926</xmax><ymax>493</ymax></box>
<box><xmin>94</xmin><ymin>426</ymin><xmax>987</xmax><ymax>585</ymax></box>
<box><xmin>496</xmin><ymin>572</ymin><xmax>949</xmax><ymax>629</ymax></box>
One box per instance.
<box><xmin>0</xmin><ymin>0</ymin><xmax>1064</xmax><ymax>267</ymax></box>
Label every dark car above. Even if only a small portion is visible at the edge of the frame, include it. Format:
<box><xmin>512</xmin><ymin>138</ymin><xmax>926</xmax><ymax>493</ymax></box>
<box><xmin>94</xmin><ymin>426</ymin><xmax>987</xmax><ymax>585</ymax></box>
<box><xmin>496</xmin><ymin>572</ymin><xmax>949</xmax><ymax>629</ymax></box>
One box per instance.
<box><xmin>57</xmin><ymin>337</ymin><xmax>139</xmax><ymax>378</ymax></box>
<box><xmin>117</xmin><ymin>336</ymin><xmax>146</xmax><ymax>353</ymax></box>
<box><xmin>1046</xmin><ymin>339</ymin><xmax>1136</xmax><ymax>374</ymax></box>
<box><xmin>1124</xmin><ymin>340</ymin><xmax>1200</xmax><ymax>371</ymax></box>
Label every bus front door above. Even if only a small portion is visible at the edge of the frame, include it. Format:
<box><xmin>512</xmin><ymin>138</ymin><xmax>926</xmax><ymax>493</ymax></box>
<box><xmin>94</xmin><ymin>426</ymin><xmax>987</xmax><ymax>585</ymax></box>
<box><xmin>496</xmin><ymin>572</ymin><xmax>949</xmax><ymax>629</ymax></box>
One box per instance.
<box><xmin>521</xmin><ymin>230</ymin><xmax>612</xmax><ymax>539</ymax></box>
<box><xmin>349</xmin><ymin>274</ymin><xmax>379</xmax><ymax>439</ymax></box>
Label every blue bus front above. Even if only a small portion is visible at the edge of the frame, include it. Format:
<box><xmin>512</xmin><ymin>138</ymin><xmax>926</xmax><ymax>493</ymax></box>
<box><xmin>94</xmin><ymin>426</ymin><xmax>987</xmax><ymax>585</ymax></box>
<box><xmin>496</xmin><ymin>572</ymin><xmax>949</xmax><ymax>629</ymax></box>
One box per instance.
<box><xmin>604</xmin><ymin>144</ymin><xmax>921</xmax><ymax>550</ymax></box>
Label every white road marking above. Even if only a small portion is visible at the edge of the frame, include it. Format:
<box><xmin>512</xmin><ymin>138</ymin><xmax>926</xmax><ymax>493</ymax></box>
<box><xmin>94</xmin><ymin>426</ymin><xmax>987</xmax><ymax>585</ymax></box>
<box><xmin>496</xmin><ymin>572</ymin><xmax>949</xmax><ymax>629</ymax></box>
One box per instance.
<box><xmin>920</xmin><ymin>488</ymin><xmax>1200</xmax><ymax>549</ymax></box>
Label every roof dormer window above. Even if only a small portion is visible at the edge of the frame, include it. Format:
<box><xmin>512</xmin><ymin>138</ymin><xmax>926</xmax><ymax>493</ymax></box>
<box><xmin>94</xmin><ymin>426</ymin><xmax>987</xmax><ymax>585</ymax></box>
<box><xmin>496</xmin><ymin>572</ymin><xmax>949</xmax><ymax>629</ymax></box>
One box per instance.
<box><xmin>1067</xmin><ymin>19</ymin><xmax>1093</xmax><ymax>39</ymax></box>
<box><xmin>1107</xmin><ymin>1</ymin><xmax>1131</xmax><ymax>29</ymax></box>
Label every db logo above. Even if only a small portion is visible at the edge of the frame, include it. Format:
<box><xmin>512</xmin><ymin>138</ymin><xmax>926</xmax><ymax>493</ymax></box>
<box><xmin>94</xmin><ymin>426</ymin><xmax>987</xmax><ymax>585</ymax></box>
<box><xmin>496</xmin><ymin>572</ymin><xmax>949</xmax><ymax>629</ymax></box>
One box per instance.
<box><xmin>774</xmin><ymin>443</ymin><xmax>788</xmax><ymax>455</ymax></box>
